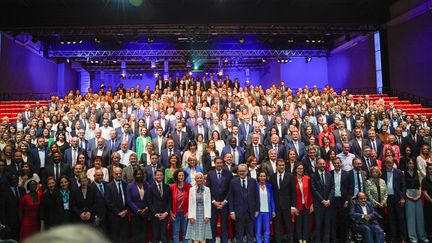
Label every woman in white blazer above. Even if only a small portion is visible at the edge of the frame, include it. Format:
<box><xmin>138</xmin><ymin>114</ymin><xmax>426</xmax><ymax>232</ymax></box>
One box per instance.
<box><xmin>185</xmin><ymin>172</ymin><xmax>212</xmax><ymax>242</ymax></box>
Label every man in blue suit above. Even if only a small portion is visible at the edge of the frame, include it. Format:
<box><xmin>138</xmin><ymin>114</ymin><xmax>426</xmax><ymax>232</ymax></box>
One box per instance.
<box><xmin>229</xmin><ymin>164</ymin><xmax>259</xmax><ymax>243</ymax></box>
<box><xmin>381</xmin><ymin>156</ymin><xmax>407</xmax><ymax>242</ymax></box>
<box><xmin>29</xmin><ymin>137</ymin><xmax>49</xmax><ymax>173</ymax></box>
<box><xmin>159</xmin><ymin>138</ymin><xmax>181</xmax><ymax>168</ymax></box>
<box><xmin>116</xmin><ymin>123</ymin><xmax>135</xmax><ymax>151</ymax></box>
<box><xmin>221</xmin><ymin>137</ymin><xmax>245</xmax><ymax>165</ymax></box>
<box><xmin>349</xmin><ymin>192</ymin><xmax>384</xmax><ymax>243</ymax></box>
<box><xmin>311</xmin><ymin>158</ymin><xmax>335</xmax><ymax>243</ymax></box>
<box><xmin>286</xmin><ymin>130</ymin><xmax>306</xmax><ymax>160</ymax></box>
<box><xmin>64</xmin><ymin>137</ymin><xmax>85</xmax><ymax>167</ymax></box>
<box><xmin>206</xmin><ymin>156</ymin><xmax>233</xmax><ymax>243</ymax></box>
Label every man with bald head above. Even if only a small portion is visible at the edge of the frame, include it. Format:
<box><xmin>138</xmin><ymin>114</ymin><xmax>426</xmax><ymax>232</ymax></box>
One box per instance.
<box><xmin>64</xmin><ymin>136</ymin><xmax>85</xmax><ymax>167</ymax></box>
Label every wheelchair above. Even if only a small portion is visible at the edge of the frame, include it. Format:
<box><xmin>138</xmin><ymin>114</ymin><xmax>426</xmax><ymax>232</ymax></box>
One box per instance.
<box><xmin>345</xmin><ymin>218</ymin><xmax>364</xmax><ymax>243</ymax></box>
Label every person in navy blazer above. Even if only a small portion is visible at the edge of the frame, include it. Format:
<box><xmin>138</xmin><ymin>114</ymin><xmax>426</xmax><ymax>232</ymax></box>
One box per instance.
<box><xmin>171</xmin><ymin>123</ymin><xmax>189</xmax><ymax>151</ymax></box>
<box><xmin>89</xmin><ymin>168</ymin><xmax>108</xmax><ymax>232</ymax></box>
<box><xmin>116</xmin><ymin>123</ymin><xmax>136</xmax><ymax>151</ymax></box>
<box><xmin>266</xmin><ymin>134</ymin><xmax>286</xmax><ymax>160</ymax></box>
<box><xmin>143</xmin><ymin>153</ymin><xmax>163</xmax><ymax>184</ymax></box>
<box><xmin>255</xmin><ymin>171</ymin><xmax>276</xmax><ymax>243</ymax></box>
<box><xmin>105</xmin><ymin>167</ymin><xmax>129</xmax><ymax>242</ymax></box>
<box><xmin>311</xmin><ymin>158</ymin><xmax>335</xmax><ymax>243</ymax></box>
<box><xmin>63</xmin><ymin>137</ymin><xmax>85</xmax><ymax>167</ymax></box>
<box><xmin>205</xmin><ymin>156</ymin><xmax>233</xmax><ymax>243</ymax></box>
<box><xmin>126</xmin><ymin>168</ymin><xmax>150</xmax><ymax>243</ymax></box>
<box><xmin>159</xmin><ymin>138</ymin><xmax>181</xmax><ymax>168</ymax></box>
<box><xmin>229</xmin><ymin>164</ymin><xmax>259</xmax><ymax>243</ymax></box>
<box><xmin>286</xmin><ymin>130</ymin><xmax>306</xmax><ymax>160</ymax></box>
<box><xmin>221</xmin><ymin>137</ymin><xmax>245</xmax><ymax>165</ymax></box>
<box><xmin>349</xmin><ymin>192</ymin><xmax>385</xmax><ymax>243</ymax></box>
<box><xmin>147</xmin><ymin>169</ymin><xmax>172</xmax><ymax>243</ymax></box>
<box><xmin>29</xmin><ymin>137</ymin><xmax>49</xmax><ymax>173</ymax></box>
<box><xmin>107</xmin><ymin>130</ymin><xmax>121</xmax><ymax>152</ymax></box>
<box><xmin>239</xmin><ymin>121</ymin><xmax>254</xmax><ymax>140</ymax></box>
<box><xmin>381</xmin><ymin>156</ymin><xmax>407</xmax><ymax>242</ymax></box>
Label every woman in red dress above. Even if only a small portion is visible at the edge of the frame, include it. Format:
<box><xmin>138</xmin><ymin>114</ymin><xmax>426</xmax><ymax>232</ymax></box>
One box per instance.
<box><xmin>19</xmin><ymin>180</ymin><xmax>42</xmax><ymax>240</ymax></box>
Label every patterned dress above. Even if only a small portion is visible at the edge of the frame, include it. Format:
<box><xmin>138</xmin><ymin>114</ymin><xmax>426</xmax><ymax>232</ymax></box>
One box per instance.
<box><xmin>185</xmin><ymin>189</ymin><xmax>212</xmax><ymax>240</ymax></box>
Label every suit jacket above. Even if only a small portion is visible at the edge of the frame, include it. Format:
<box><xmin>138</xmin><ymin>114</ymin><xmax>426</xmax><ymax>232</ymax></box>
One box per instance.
<box><xmin>350</xmin><ymin>138</ymin><xmax>367</xmax><ymax>157</ymax></box>
<box><xmin>311</xmin><ymin>170</ymin><xmax>335</xmax><ymax>208</ymax></box>
<box><xmin>266</xmin><ymin>143</ymin><xmax>286</xmax><ymax>160</ymax></box>
<box><xmin>63</xmin><ymin>147</ymin><xmax>85</xmax><ymax>167</ymax></box>
<box><xmin>117</xmin><ymin>133</ymin><xmax>136</xmax><ymax>151</ymax></box>
<box><xmin>106</xmin><ymin>138</ymin><xmax>121</xmax><ymax>152</ymax></box>
<box><xmin>228</xmin><ymin>177</ymin><xmax>259</xmax><ymax>219</ymax></box>
<box><xmin>238</xmin><ymin>123</ymin><xmax>254</xmax><ymax>139</ymax></box>
<box><xmin>0</xmin><ymin>186</ymin><xmax>26</xmax><ymax>231</ymax></box>
<box><xmin>256</xmin><ymin>181</ymin><xmax>276</xmax><ymax>213</ymax></box>
<box><xmin>126</xmin><ymin>181</ymin><xmax>150</xmax><ymax>216</ymax></box>
<box><xmin>192</xmin><ymin>125</ymin><xmax>208</xmax><ymax>142</ymax></box>
<box><xmin>221</xmin><ymin>146</ymin><xmax>245</xmax><ymax>165</ymax></box>
<box><xmin>381</xmin><ymin>168</ymin><xmax>405</xmax><ymax>202</ymax></box>
<box><xmin>152</xmin><ymin>137</ymin><xmax>168</xmax><ymax>155</ymax></box>
<box><xmin>261</xmin><ymin>160</ymin><xmax>277</xmax><ymax>177</ymax></box>
<box><xmin>171</xmin><ymin>131</ymin><xmax>189</xmax><ymax>151</ymax></box>
<box><xmin>147</xmin><ymin>182</ymin><xmax>172</xmax><ymax>215</ymax></box>
<box><xmin>269</xmin><ymin>171</ymin><xmax>296</xmax><ymax>211</ymax></box>
<box><xmin>347</xmin><ymin>169</ymin><xmax>367</xmax><ymax>199</ymax></box>
<box><xmin>105</xmin><ymin>180</ymin><xmax>128</xmax><ymax>216</ymax></box>
<box><xmin>202</xmin><ymin>150</ymin><xmax>220</xmax><ymax>173</ymax></box>
<box><xmin>244</xmin><ymin>144</ymin><xmax>267</xmax><ymax>164</ymax></box>
<box><xmin>143</xmin><ymin>164</ymin><xmax>163</xmax><ymax>184</ymax></box>
<box><xmin>70</xmin><ymin>185</ymin><xmax>99</xmax><ymax>223</ymax></box>
<box><xmin>188</xmin><ymin>186</ymin><xmax>212</xmax><ymax>219</ymax></box>
<box><xmin>205</xmin><ymin>168</ymin><xmax>232</xmax><ymax>203</ymax></box>
<box><xmin>365</xmin><ymin>178</ymin><xmax>388</xmax><ymax>207</ymax></box>
<box><xmin>330</xmin><ymin>170</ymin><xmax>351</xmax><ymax>202</ymax></box>
<box><xmin>295</xmin><ymin>175</ymin><xmax>313</xmax><ymax>209</ymax></box>
<box><xmin>42</xmin><ymin>162</ymin><xmax>72</xmax><ymax>183</ymax></box>
<box><xmin>286</xmin><ymin>140</ymin><xmax>306</xmax><ymax>160</ymax></box>
<box><xmin>350</xmin><ymin>201</ymin><xmax>381</xmax><ymax>225</ymax></box>
<box><xmin>360</xmin><ymin>156</ymin><xmax>378</xmax><ymax>177</ymax></box>
<box><xmin>90</xmin><ymin>147</ymin><xmax>111</xmax><ymax>167</ymax></box>
<box><xmin>89</xmin><ymin>181</ymin><xmax>108</xmax><ymax>220</ymax></box>
<box><xmin>366</xmin><ymin>138</ymin><xmax>383</xmax><ymax>159</ymax></box>
<box><xmin>159</xmin><ymin>148</ymin><xmax>181</xmax><ymax>168</ymax></box>
<box><xmin>302</xmin><ymin>156</ymin><xmax>319</xmax><ymax>176</ymax></box>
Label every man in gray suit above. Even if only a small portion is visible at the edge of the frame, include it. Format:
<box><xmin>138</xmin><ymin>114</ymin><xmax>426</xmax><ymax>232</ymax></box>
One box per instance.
<box><xmin>152</xmin><ymin>127</ymin><xmax>167</xmax><ymax>155</ymax></box>
<box><xmin>261</xmin><ymin>149</ymin><xmax>278</xmax><ymax>177</ymax></box>
<box><xmin>121</xmin><ymin>153</ymin><xmax>143</xmax><ymax>183</ymax></box>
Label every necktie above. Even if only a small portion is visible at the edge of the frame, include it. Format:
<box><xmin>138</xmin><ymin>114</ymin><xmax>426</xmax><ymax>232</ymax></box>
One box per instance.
<box><xmin>14</xmin><ymin>187</ymin><xmax>19</xmax><ymax>199</ymax></box>
<box><xmin>279</xmin><ymin>173</ymin><xmax>282</xmax><ymax>189</ymax></box>
<box><xmin>376</xmin><ymin>181</ymin><xmax>381</xmax><ymax>203</ymax></box>
<box><xmin>320</xmin><ymin>172</ymin><xmax>325</xmax><ymax>184</ymax></box>
<box><xmin>124</xmin><ymin>134</ymin><xmax>128</xmax><ymax>141</ymax></box>
<box><xmin>217</xmin><ymin>171</ymin><xmax>221</xmax><ymax>182</ymax></box>
<box><xmin>178</xmin><ymin>132</ymin><xmax>182</xmax><ymax>147</ymax></box>
<box><xmin>72</xmin><ymin>149</ymin><xmax>77</xmax><ymax>166</ymax></box>
<box><xmin>413</xmin><ymin>135</ymin><xmax>416</xmax><ymax>144</ymax></box>
<box><xmin>397</xmin><ymin>136</ymin><xmax>401</xmax><ymax>145</ymax></box>
<box><xmin>82</xmin><ymin>120</ymin><xmax>86</xmax><ymax>129</ymax></box>
<box><xmin>366</xmin><ymin>158</ymin><xmax>370</xmax><ymax>171</ymax></box>
<box><xmin>152</xmin><ymin>166</ymin><xmax>156</xmax><ymax>177</ymax></box>
<box><xmin>371</xmin><ymin>140</ymin><xmax>376</xmax><ymax>151</ymax></box>
<box><xmin>242</xmin><ymin>179</ymin><xmax>246</xmax><ymax>190</ymax></box>
<box><xmin>169</xmin><ymin>148</ymin><xmax>172</xmax><ymax>157</ymax></box>
<box><xmin>254</xmin><ymin>145</ymin><xmax>259</xmax><ymax>160</ymax></box>
<box><xmin>357</xmin><ymin>171</ymin><xmax>362</xmax><ymax>192</ymax></box>
<box><xmin>232</xmin><ymin>149</ymin><xmax>237</xmax><ymax>164</ymax></box>
<box><xmin>98</xmin><ymin>184</ymin><xmax>104</xmax><ymax>197</ymax></box>
<box><xmin>118</xmin><ymin>182</ymin><xmax>125</xmax><ymax>206</ymax></box>
<box><xmin>111</xmin><ymin>140</ymin><xmax>115</xmax><ymax>149</ymax></box>
<box><xmin>274</xmin><ymin>144</ymin><xmax>278</xmax><ymax>155</ymax></box>
<box><xmin>158</xmin><ymin>183</ymin><xmax>163</xmax><ymax>197</ymax></box>
<box><xmin>55</xmin><ymin>163</ymin><xmax>60</xmax><ymax>179</ymax></box>
<box><xmin>294</xmin><ymin>142</ymin><xmax>299</xmax><ymax>154</ymax></box>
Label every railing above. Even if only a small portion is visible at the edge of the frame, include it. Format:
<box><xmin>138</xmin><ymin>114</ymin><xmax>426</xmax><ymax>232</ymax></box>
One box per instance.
<box><xmin>0</xmin><ymin>92</ymin><xmax>57</xmax><ymax>101</ymax></box>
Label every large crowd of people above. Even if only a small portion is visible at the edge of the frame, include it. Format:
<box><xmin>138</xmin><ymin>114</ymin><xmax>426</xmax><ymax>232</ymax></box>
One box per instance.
<box><xmin>1</xmin><ymin>74</ymin><xmax>432</xmax><ymax>243</ymax></box>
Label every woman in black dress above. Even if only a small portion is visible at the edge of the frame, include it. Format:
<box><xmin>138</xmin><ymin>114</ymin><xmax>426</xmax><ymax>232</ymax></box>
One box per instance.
<box><xmin>421</xmin><ymin>164</ymin><xmax>432</xmax><ymax>237</ymax></box>
<box><xmin>70</xmin><ymin>172</ymin><xmax>98</xmax><ymax>224</ymax></box>
<box><xmin>39</xmin><ymin>176</ymin><xmax>64</xmax><ymax>231</ymax></box>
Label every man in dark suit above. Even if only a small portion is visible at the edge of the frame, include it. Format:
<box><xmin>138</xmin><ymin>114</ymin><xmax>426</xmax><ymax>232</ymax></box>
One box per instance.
<box><xmin>226</xmin><ymin>126</ymin><xmax>246</xmax><ymax>148</ymax></box>
<box><xmin>311</xmin><ymin>158</ymin><xmax>335</xmax><ymax>243</ymax></box>
<box><xmin>105</xmin><ymin>167</ymin><xmax>128</xmax><ymax>242</ymax></box>
<box><xmin>266</xmin><ymin>134</ymin><xmax>286</xmax><ymax>160</ymax></box>
<box><xmin>42</xmin><ymin>152</ymin><xmax>71</xmax><ymax>183</ymax></box>
<box><xmin>6</xmin><ymin>150</ymin><xmax>25</xmax><ymax>177</ymax></box>
<box><xmin>90</xmin><ymin>137</ymin><xmax>111</xmax><ymax>167</ymax></box>
<box><xmin>116</xmin><ymin>123</ymin><xmax>135</xmax><ymax>151</ymax></box>
<box><xmin>351</xmin><ymin>127</ymin><xmax>367</xmax><ymax>157</ymax></box>
<box><xmin>107</xmin><ymin>130</ymin><xmax>121</xmax><ymax>152</ymax></box>
<box><xmin>0</xmin><ymin>173</ymin><xmax>26</xmax><ymax>241</ymax></box>
<box><xmin>229</xmin><ymin>164</ymin><xmax>259</xmax><ymax>243</ymax></box>
<box><xmin>350</xmin><ymin>192</ymin><xmax>385</xmax><ymax>243</ymax></box>
<box><xmin>302</xmin><ymin>146</ymin><xmax>319</xmax><ymax>176</ymax></box>
<box><xmin>64</xmin><ymin>137</ymin><xmax>85</xmax><ymax>168</ymax></box>
<box><xmin>366</xmin><ymin>129</ymin><xmax>383</xmax><ymax>159</ymax></box>
<box><xmin>11</xmin><ymin>113</ymin><xmax>26</xmax><ymax>131</ymax></box>
<box><xmin>142</xmin><ymin>153</ymin><xmax>162</xmax><ymax>184</ymax></box>
<box><xmin>286</xmin><ymin>130</ymin><xmax>306</xmax><ymax>160</ymax></box>
<box><xmin>269</xmin><ymin>159</ymin><xmax>297</xmax><ymax>243</ymax></box>
<box><xmin>347</xmin><ymin>157</ymin><xmax>368</xmax><ymax>201</ymax></box>
<box><xmin>171</xmin><ymin>122</ymin><xmax>189</xmax><ymax>151</ymax></box>
<box><xmin>406</xmin><ymin>125</ymin><xmax>424</xmax><ymax>157</ymax></box>
<box><xmin>158</xmin><ymin>139</ymin><xmax>181</xmax><ymax>168</ymax></box>
<box><xmin>221</xmin><ymin>137</ymin><xmax>245</xmax><ymax>165</ymax></box>
<box><xmin>330</xmin><ymin>157</ymin><xmax>351</xmax><ymax>242</ymax></box>
<box><xmin>147</xmin><ymin>169</ymin><xmax>172</xmax><ymax>243</ymax></box>
<box><xmin>381</xmin><ymin>156</ymin><xmax>407</xmax><ymax>242</ymax></box>
<box><xmin>238</xmin><ymin>115</ymin><xmax>254</xmax><ymax>140</ymax></box>
<box><xmin>29</xmin><ymin>137</ymin><xmax>49</xmax><ymax>173</ymax></box>
<box><xmin>89</xmin><ymin>168</ymin><xmax>108</xmax><ymax>232</ymax></box>
<box><xmin>360</xmin><ymin>146</ymin><xmax>377</xmax><ymax>177</ymax></box>
<box><xmin>192</xmin><ymin>117</ymin><xmax>208</xmax><ymax>142</ymax></box>
<box><xmin>206</xmin><ymin>156</ymin><xmax>233</xmax><ymax>243</ymax></box>
<box><xmin>244</xmin><ymin>133</ymin><xmax>267</xmax><ymax>164</ymax></box>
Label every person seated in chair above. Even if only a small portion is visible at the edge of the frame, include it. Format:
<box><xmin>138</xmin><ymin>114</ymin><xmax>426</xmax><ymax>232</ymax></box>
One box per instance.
<box><xmin>349</xmin><ymin>192</ymin><xmax>384</xmax><ymax>243</ymax></box>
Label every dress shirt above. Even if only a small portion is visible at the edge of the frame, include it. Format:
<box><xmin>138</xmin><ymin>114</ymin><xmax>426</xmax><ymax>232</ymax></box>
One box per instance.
<box><xmin>333</xmin><ymin>170</ymin><xmax>342</xmax><ymax>197</ymax></box>
<box><xmin>38</xmin><ymin>148</ymin><xmax>46</xmax><ymax>168</ymax></box>
<box><xmin>386</xmin><ymin>171</ymin><xmax>394</xmax><ymax>195</ymax></box>
<box><xmin>337</xmin><ymin>152</ymin><xmax>355</xmax><ymax>171</ymax></box>
<box><xmin>259</xmin><ymin>186</ymin><xmax>269</xmax><ymax>212</ymax></box>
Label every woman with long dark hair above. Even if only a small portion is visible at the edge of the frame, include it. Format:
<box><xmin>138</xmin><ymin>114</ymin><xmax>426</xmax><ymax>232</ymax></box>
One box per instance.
<box><xmin>170</xmin><ymin>170</ymin><xmax>191</xmax><ymax>243</ymax></box>
<box><xmin>19</xmin><ymin>179</ymin><xmax>42</xmax><ymax>240</ymax></box>
<box><xmin>39</xmin><ymin>177</ymin><xmax>64</xmax><ymax>231</ymax></box>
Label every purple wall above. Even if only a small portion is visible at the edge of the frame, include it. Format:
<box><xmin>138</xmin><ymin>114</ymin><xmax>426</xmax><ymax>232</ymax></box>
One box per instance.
<box><xmin>387</xmin><ymin>12</ymin><xmax>432</xmax><ymax>99</ymax></box>
<box><xmin>279</xmin><ymin>57</ymin><xmax>328</xmax><ymax>89</ymax></box>
<box><xmin>327</xmin><ymin>35</ymin><xmax>377</xmax><ymax>89</ymax></box>
<box><xmin>0</xmin><ymin>34</ymin><xmax>78</xmax><ymax>99</ymax></box>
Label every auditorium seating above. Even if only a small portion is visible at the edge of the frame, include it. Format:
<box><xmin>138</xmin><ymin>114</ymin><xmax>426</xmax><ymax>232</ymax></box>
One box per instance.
<box><xmin>0</xmin><ymin>94</ymin><xmax>430</xmax><ymax>122</ymax></box>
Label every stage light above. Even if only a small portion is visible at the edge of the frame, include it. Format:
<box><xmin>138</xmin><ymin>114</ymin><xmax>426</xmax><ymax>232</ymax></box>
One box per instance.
<box><xmin>186</xmin><ymin>61</ymin><xmax>192</xmax><ymax>68</ymax></box>
<box><xmin>154</xmin><ymin>72</ymin><xmax>159</xmax><ymax>78</ymax></box>
<box><xmin>287</xmin><ymin>39</ymin><xmax>294</xmax><ymax>43</ymax></box>
<box><xmin>94</xmin><ymin>38</ymin><xmax>101</xmax><ymax>44</ymax></box>
<box><xmin>66</xmin><ymin>58</ymin><xmax>70</xmax><ymax>63</ymax></box>
<box><xmin>239</xmin><ymin>37</ymin><xmax>245</xmax><ymax>44</ymax></box>
<box><xmin>277</xmin><ymin>59</ymin><xmax>281</xmax><ymax>63</ymax></box>
<box><xmin>311</xmin><ymin>40</ymin><xmax>316</xmax><ymax>43</ymax></box>
<box><xmin>262</xmin><ymin>58</ymin><xmax>266</xmax><ymax>63</ymax></box>
<box><xmin>79</xmin><ymin>40</ymin><xmax>83</xmax><ymax>44</ymax></box>
<box><xmin>151</xmin><ymin>60</ymin><xmax>156</xmax><ymax>68</ymax></box>
<box><xmin>306</xmin><ymin>40</ymin><xmax>310</xmax><ymax>43</ymax></box>
<box><xmin>147</xmin><ymin>37</ymin><xmax>154</xmax><ymax>44</ymax></box>
<box><xmin>66</xmin><ymin>41</ymin><xmax>71</xmax><ymax>44</ymax></box>
<box><xmin>305</xmin><ymin>57</ymin><xmax>312</xmax><ymax>63</ymax></box>
<box><xmin>218</xmin><ymin>70</ymin><xmax>223</xmax><ymax>76</ymax></box>
<box><xmin>95</xmin><ymin>60</ymin><xmax>99</xmax><ymax>64</ymax></box>
<box><xmin>60</xmin><ymin>41</ymin><xmax>65</xmax><ymax>45</ymax></box>
<box><xmin>72</xmin><ymin>41</ymin><xmax>77</xmax><ymax>44</ymax></box>
<box><xmin>205</xmin><ymin>72</ymin><xmax>209</xmax><ymax>75</ymax></box>
<box><xmin>189</xmin><ymin>71</ymin><xmax>193</xmax><ymax>75</ymax></box>
<box><xmin>288</xmin><ymin>58</ymin><xmax>293</xmax><ymax>63</ymax></box>
<box><xmin>90</xmin><ymin>60</ymin><xmax>94</xmax><ymax>64</ymax></box>
<box><xmin>224</xmin><ymin>58</ymin><xmax>229</xmax><ymax>63</ymax></box>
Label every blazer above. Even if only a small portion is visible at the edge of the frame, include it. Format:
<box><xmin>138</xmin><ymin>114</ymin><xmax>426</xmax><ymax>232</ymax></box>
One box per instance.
<box><xmin>183</xmin><ymin>166</ymin><xmax>204</xmax><ymax>184</ymax></box>
<box><xmin>126</xmin><ymin>181</ymin><xmax>150</xmax><ymax>216</ymax></box>
<box><xmin>171</xmin><ymin>131</ymin><xmax>189</xmax><ymax>151</ymax></box>
<box><xmin>106</xmin><ymin>138</ymin><xmax>121</xmax><ymax>152</ymax></box>
<box><xmin>63</xmin><ymin>147</ymin><xmax>85</xmax><ymax>167</ymax></box>
<box><xmin>365</xmin><ymin>178</ymin><xmax>388</xmax><ymax>207</ymax></box>
<box><xmin>152</xmin><ymin>137</ymin><xmax>168</xmax><ymax>155</ymax></box>
<box><xmin>228</xmin><ymin>177</ymin><xmax>259</xmax><ymax>219</ymax></box>
<box><xmin>347</xmin><ymin>169</ymin><xmax>368</xmax><ymax>199</ymax></box>
<box><xmin>266</xmin><ymin>143</ymin><xmax>287</xmax><ymax>160</ymax></box>
<box><xmin>0</xmin><ymin>186</ymin><xmax>26</xmax><ymax>231</ymax></box>
<box><xmin>205</xmin><ymin>168</ymin><xmax>233</xmax><ymax>202</ymax></box>
<box><xmin>295</xmin><ymin>175</ymin><xmax>313</xmax><ymax>210</ymax></box>
<box><xmin>311</xmin><ymin>170</ymin><xmax>335</xmax><ymax>208</ymax></box>
<box><xmin>42</xmin><ymin>162</ymin><xmax>72</xmax><ymax>183</ymax></box>
<box><xmin>170</xmin><ymin>182</ymin><xmax>191</xmax><ymax>215</ymax></box>
<box><xmin>105</xmin><ymin>180</ymin><xmax>128</xmax><ymax>215</ymax></box>
<box><xmin>38</xmin><ymin>190</ymin><xmax>64</xmax><ymax>229</ymax></box>
<box><xmin>159</xmin><ymin>148</ymin><xmax>182</xmax><ymax>168</ymax></box>
<box><xmin>350</xmin><ymin>138</ymin><xmax>367</xmax><ymax>157</ymax></box>
<box><xmin>381</xmin><ymin>168</ymin><xmax>406</xmax><ymax>202</ymax></box>
<box><xmin>29</xmin><ymin>147</ymin><xmax>49</xmax><ymax>172</ymax></box>
<box><xmin>89</xmin><ymin>181</ymin><xmax>108</xmax><ymax>220</ymax></box>
<box><xmin>90</xmin><ymin>147</ymin><xmax>111</xmax><ymax>167</ymax></box>
<box><xmin>245</xmin><ymin>144</ymin><xmax>267</xmax><ymax>164</ymax></box>
<box><xmin>220</xmin><ymin>145</ymin><xmax>245</xmax><ymax>164</ymax></box>
<box><xmin>238</xmin><ymin>123</ymin><xmax>254</xmax><ymax>139</ymax></box>
<box><xmin>261</xmin><ymin>160</ymin><xmax>277</xmax><ymax>177</ymax></box>
<box><xmin>269</xmin><ymin>171</ymin><xmax>297</xmax><ymax>211</ymax></box>
<box><xmin>143</xmin><ymin>164</ymin><xmax>163</xmax><ymax>184</ymax></box>
<box><xmin>202</xmin><ymin>150</ymin><xmax>220</xmax><ymax>173</ymax></box>
<box><xmin>350</xmin><ymin>201</ymin><xmax>381</xmax><ymax>225</ymax></box>
<box><xmin>257</xmin><ymin>181</ymin><xmax>276</xmax><ymax>214</ymax></box>
<box><xmin>188</xmin><ymin>186</ymin><xmax>211</xmax><ymax>219</ymax></box>
<box><xmin>192</xmin><ymin>125</ymin><xmax>209</xmax><ymax>142</ymax></box>
<box><xmin>286</xmin><ymin>140</ymin><xmax>306</xmax><ymax>160</ymax></box>
<box><xmin>70</xmin><ymin>186</ymin><xmax>99</xmax><ymax>223</ymax></box>
<box><xmin>147</xmin><ymin>182</ymin><xmax>172</xmax><ymax>215</ymax></box>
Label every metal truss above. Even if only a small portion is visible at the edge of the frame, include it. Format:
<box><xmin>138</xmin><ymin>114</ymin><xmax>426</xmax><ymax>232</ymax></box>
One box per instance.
<box><xmin>48</xmin><ymin>49</ymin><xmax>328</xmax><ymax>58</ymax></box>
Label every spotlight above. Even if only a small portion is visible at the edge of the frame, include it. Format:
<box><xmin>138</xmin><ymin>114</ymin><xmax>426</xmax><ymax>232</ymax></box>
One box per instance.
<box><xmin>218</xmin><ymin>70</ymin><xmax>223</xmax><ymax>76</ymax></box>
<box><xmin>72</xmin><ymin>41</ymin><xmax>77</xmax><ymax>44</ymax></box>
<box><xmin>79</xmin><ymin>40</ymin><xmax>83</xmax><ymax>44</ymax></box>
<box><xmin>305</xmin><ymin>57</ymin><xmax>312</xmax><ymax>63</ymax></box>
<box><xmin>151</xmin><ymin>60</ymin><xmax>156</xmax><ymax>68</ymax></box>
<box><xmin>66</xmin><ymin>58</ymin><xmax>70</xmax><ymax>63</ymax></box>
<box><xmin>60</xmin><ymin>41</ymin><xmax>65</xmax><ymax>45</ymax></box>
<box><xmin>186</xmin><ymin>61</ymin><xmax>191</xmax><ymax>68</ymax></box>
<box><xmin>95</xmin><ymin>60</ymin><xmax>99</xmax><ymax>64</ymax></box>
<box><xmin>288</xmin><ymin>58</ymin><xmax>293</xmax><ymax>63</ymax></box>
<box><xmin>205</xmin><ymin>72</ymin><xmax>209</xmax><ymax>75</ymax></box>
<box><xmin>306</xmin><ymin>39</ymin><xmax>310</xmax><ymax>43</ymax></box>
<box><xmin>121</xmin><ymin>73</ymin><xmax>126</xmax><ymax>79</ymax></box>
<box><xmin>287</xmin><ymin>39</ymin><xmax>294</xmax><ymax>43</ymax></box>
<box><xmin>189</xmin><ymin>71</ymin><xmax>193</xmax><ymax>75</ymax></box>
<box><xmin>261</xmin><ymin>58</ymin><xmax>266</xmax><ymax>63</ymax></box>
<box><xmin>154</xmin><ymin>72</ymin><xmax>159</xmax><ymax>78</ymax></box>
<box><xmin>239</xmin><ymin>36</ymin><xmax>245</xmax><ymax>44</ymax></box>
<box><xmin>311</xmin><ymin>40</ymin><xmax>316</xmax><ymax>43</ymax></box>
<box><xmin>90</xmin><ymin>60</ymin><xmax>94</xmax><ymax>64</ymax></box>
<box><xmin>66</xmin><ymin>41</ymin><xmax>71</xmax><ymax>44</ymax></box>
<box><xmin>277</xmin><ymin>59</ymin><xmax>281</xmax><ymax>63</ymax></box>
<box><xmin>147</xmin><ymin>37</ymin><xmax>154</xmax><ymax>44</ymax></box>
<box><xmin>224</xmin><ymin>58</ymin><xmax>229</xmax><ymax>63</ymax></box>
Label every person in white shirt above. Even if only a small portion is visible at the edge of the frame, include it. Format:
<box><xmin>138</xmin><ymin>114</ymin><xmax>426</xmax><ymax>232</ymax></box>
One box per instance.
<box><xmin>117</xmin><ymin>140</ymin><xmax>134</xmax><ymax>166</ymax></box>
<box><xmin>337</xmin><ymin>143</ymin><xmax>356</xmax><ymax>171</ymax></box>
